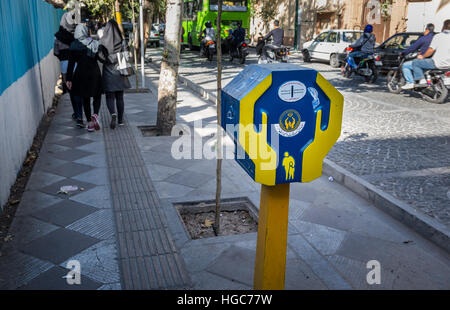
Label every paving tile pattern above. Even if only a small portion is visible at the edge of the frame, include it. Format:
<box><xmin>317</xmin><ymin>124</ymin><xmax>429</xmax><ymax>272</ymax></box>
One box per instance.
<box><xmin>99</xmin><ymin>108</ymin><xmax>191</xmax><ymax>290</ymax></box>
<box><xmin>0</xmin><ymin>98</ymin><xmax>120</xmax><ymax>290</ymax></box>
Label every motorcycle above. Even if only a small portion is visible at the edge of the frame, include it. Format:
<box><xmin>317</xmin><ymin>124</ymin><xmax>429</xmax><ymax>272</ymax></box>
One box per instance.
<box><xmin>256</xmin><ymin>34</ymin><xmax>290</xmax><ymax>64</ymax></box>
<box><xmin>229</xmin><ymin>41</ymin><xmax>249</xmax><ymax>64</ymax></box>
<box><xmin>341</xmin><ymin>46</ymin><xmax>381</xmax><ymax>83</ymax></box>
<box><xmin>201</xmin><ymin>38</ymin><xmax>216</xmax><ymax>61</ymax></box>
<box><xmin>386</xmin><ymin>52</ymin><xmax>449</xmax><ymax>104</ymax></box>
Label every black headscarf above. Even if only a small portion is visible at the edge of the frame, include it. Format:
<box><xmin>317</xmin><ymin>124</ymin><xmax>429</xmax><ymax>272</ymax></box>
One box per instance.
<box><xmin>100</xmin><ymin>20</ymin><xmax>123</xmax><ymax>56</ymax></box>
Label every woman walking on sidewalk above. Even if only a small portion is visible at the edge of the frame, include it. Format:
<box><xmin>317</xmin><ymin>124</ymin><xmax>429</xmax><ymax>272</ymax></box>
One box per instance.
<box><xmin>54</xmin><ymin>10</ymin><xmax>79</xmax><ymax>121</ymax></box>
<box><xmin>66</xmin><ymin>24</ymin><xmax>103</xmax><ymax>132</ymax></box>
<box><xmin>97</xmin><ymin>20</ymin><xmax>131</xmax><ymax>129</ymax></box>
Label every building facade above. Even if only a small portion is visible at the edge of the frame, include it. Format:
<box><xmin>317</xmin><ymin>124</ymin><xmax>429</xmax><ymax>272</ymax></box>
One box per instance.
<box><xmin>249</xmin><ymin>0</ymin><xmax>418</xmax><ymax>47</ymax></box>
<box><xmin>406</xmin><ymin>0</ymin><xmax>450</xmax><ymax>32</ymax></box>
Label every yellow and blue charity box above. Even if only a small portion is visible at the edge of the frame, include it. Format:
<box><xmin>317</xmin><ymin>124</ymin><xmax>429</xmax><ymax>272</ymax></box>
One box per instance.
<box><xmin>221</xmin><ymin>63</ymin><xmax>344</xmax><ymax>186</ymax></box>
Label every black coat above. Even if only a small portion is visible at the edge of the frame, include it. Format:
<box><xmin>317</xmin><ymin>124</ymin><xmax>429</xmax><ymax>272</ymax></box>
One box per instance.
<box><xmin>66</xmin><ymin>42</ymin><xmax>102</xmax><ymax>97</ymax></box>
<box><xmin>97</xmin><ymin>45</ymin><xmax>131</xmax><ymax>92</ymax></box>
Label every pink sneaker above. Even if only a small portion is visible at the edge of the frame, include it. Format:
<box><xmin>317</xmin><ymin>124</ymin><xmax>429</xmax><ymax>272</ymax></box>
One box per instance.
<box><xmin>87</xmin><ymin>122</ymin><xmax>95</xmax><ymax>132</ymax></box>
<box><xmin>92</xmin><ymin>114</ymin><xmax>100</xmax><ymax>130</ymax></box>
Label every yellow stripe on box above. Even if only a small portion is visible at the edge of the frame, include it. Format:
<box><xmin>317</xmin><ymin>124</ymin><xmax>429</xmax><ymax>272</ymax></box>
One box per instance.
<box><xmin>301</xmin><ymin>73</ymin><xmax>344</xmax><ymax>182</ymax></box>
<box><xmin>238</xmin><ymin>74</ymin><xmax>278</xmax><ymax>185</ymax></box>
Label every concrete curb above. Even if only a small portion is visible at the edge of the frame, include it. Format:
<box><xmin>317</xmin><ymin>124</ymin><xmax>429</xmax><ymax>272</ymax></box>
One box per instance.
<box><xmin>146</xmin><ymin>60</ymin><xmax>450</xmax><ymax>253</ymax></box>
<box><xmin>147</xmin><ymin>61</ymin><xmax>218</xmax><ymax>105</ymax></box>
<box><xmin>323</xmin><ymin>159</ymin><xmax>450</xmax><ymax>253</ymax></box>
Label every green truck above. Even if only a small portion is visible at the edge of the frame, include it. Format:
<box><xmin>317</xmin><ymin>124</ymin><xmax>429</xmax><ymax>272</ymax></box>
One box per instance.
<box><xmin>182</xmin><ymin>0</ymin><xmax>251</xmax><ymax>49</ymax></box>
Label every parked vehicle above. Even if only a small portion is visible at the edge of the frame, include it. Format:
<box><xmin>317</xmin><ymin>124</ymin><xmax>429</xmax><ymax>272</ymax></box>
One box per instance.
<box><xmin>122</xmin><ymin>22</ymin><xmax>134</xmax><ymax>46</ymax></box>
<box><xmin>229</xmin><ymin>40</ymin><xmax>249</xmax><ymax>64</ymax></box>
<box><xmin>302</xmin><ymin>30</ymin><xmax>363</xmax><ymax>67</ymax></box>
<box><xmin>148</xmin><ymin>25</ymin><xmax>160</xmax><ymax>47</ymax></box>
<box><xmin>256</xmin><ymin>35</ymin><xmax>290</xmax><ymax>64</ymax></box>
<box><xmin>374</xmin><ymin>32</ymin><xmax>423</xmax><ymax>72</ymax></box>
<box><xmin>386</xmin><ymin>52</ymin><xmax>449</xmax><ymax>103</ymax></box>
<box><xmin>202</xmin><ymin>40</ymin><xmax>216</xmax><ymax>61</ymax></box>
<box><xmin>341</xmin><ymin>46</ymin><xmax>382</xmax><ymax>83</ymax></box>
<box><xmin>153</xmin><ymin>24</ymin><xmax>165</xmax><ymax>37</ymax></box>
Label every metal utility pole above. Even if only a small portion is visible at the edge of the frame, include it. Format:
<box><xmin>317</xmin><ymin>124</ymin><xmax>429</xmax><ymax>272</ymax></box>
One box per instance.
<box><xmin>131</xmin><ymin>0</ymin><xmax>139</xmax><ymax>89</ymax></box>
<box><xmin>139</xmin><ymin>0</ymin><xmax>145</xmax><ymax>88</ymax></box>
<box><xmin>294</xmin><ymin>0</ymin><xmax>302</xmax><ymax>50</ymax></box>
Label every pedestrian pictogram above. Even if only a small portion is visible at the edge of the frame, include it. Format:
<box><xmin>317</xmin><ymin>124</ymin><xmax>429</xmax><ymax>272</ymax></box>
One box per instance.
<box><xmin>282</xmin><ymin>152</ymin><xmax>295</xmax><ymax>181</ymax></box>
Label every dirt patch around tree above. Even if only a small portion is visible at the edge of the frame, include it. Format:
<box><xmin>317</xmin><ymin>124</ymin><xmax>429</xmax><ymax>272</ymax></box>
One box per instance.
<box><xmin>175</xmin><ymin>198</ymin><xmax>259</xmax><ymax>239</ymax></box>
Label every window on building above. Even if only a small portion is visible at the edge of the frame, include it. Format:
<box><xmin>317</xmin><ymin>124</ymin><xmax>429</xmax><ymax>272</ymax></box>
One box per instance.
<box><xmin>183</xmin><ymin>1</ymin><xmax>198</xmax><ymax>20</ymax></box>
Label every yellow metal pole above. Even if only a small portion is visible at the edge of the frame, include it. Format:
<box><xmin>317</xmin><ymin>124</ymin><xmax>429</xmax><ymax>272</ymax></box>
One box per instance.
<box><xmin>114</xmin><ymin>0</ymin><xmax>125</xmax><ymax>36</ymax></box>
<box><xmin>254</xmin><ymin>183</ymin><xmax>290</xmax><ymax>290</ymax></box>
<box><xmin>115</xmin><ymin>11</ymin><xmax>122</xmax><ymax>25</ymax></box>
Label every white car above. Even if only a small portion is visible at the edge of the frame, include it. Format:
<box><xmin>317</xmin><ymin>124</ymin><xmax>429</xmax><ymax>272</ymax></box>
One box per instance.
<box><xmin>302</xmin><ymin>30</ymin><xmax>363</xmax><ymax>67</ymax></box>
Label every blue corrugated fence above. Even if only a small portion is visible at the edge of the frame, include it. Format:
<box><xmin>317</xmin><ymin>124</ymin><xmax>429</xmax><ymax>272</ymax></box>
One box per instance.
<box><xmin>0</xmin><ymin>0</ymin><xmax>63</xmax><ymax>96</ymax></box>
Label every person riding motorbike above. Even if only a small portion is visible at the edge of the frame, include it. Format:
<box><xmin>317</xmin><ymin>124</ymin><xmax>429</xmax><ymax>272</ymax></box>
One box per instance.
<box><xmin>400</xmin><ymin>23</ymin><xmax>435</xmax><ymax>89</ymax></box>
<box><xmin>347</xmin><ymin>24</ymin><xmax>376</xmax><ymax>70</ymax></box>
<box><xmin>200</xmin><ymin>21</ymin><xmax>216</xmax><ymax>56</ymax></box>
<box><xmin>226</xmin><ymin>21</ymin><xmax>246</xmax><ymax>56</ymax></box>
<box><xmin>404</xmin><ymin>19</ymin><xmax>450</xmax><ymax>89</ymax></box>
<box><xmin>260</xmin><ymin>20</ymin><xmax>284</xmax><ymax>60</ymax></box>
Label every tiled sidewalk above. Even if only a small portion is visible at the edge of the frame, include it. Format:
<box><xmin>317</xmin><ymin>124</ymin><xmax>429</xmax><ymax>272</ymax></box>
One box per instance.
<box><xmin>0</xmin><ymin>97</ymin><xmax>120</xmax><ymax>289</ymax></box>
<box><xmin>0</xmin><ymin>92</ymin><xmax>191</xmax><ymax>290</ymax></box>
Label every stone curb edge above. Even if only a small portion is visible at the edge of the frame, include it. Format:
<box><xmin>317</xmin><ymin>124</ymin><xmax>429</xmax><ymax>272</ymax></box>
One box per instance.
<box><xmin>147</xmin><ymin>61</ymin><xmax>218</xmax><ymax>105</ymax></box>
<box><xmin>146</xmin><ymin>61</ymin><xmax>450</xmax><ymax>253</ymax></box>
<box><xmin>323</xmin><ymin>159</ymin><xmax>450</xmax><ymax>253</ymax></box>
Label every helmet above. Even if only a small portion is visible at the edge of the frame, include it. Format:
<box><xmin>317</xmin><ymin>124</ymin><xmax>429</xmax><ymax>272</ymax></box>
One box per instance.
<box><xmin>205</xmin><ymin>21</ymin><xmax>212</xmax><ymax>28</ymax></box>
<box><xmin>364</xmin><ymin>24</ymin><xmax>373</xmax><ymax>33</ymax></box>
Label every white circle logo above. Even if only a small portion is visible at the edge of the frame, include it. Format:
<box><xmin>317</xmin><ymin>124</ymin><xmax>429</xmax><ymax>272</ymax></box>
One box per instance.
<box><xmin>278</xmin><ymin>81</ymin><xmax>307</xmax><ymax>102</ymax></box>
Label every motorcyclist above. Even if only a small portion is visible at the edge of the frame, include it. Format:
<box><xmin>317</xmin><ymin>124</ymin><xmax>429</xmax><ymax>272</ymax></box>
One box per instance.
<box><xmin>347</xmin><ymin>24</ymin><xmax>376</xmax><ymax>70</ymax></box>
<box><xmin>261</xmin><ymin>20</ymin><xmax>284</xmax><ymax>60</ymax></box>
<box><xmin>200</xmin><ymin>21</ymin><xmax>216</xmax><ymax>55</ymax></box>
<box><xmin>400</xmin><ymin>23</ymin><xmax>435</xmax><ymax>89</ymax></box>
<box><xmin>227</xmin><ymin>21</ymin><xmax>246</xmax><ymax>57</ymax></box>
<box><xmin>405</xmin><ymin>19</ymin><xmax>450</xmax><ymax>89</ymax></box>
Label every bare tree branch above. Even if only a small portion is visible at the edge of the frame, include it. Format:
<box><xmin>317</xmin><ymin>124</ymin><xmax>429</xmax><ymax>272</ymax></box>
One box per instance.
<box><xmin>43</xmin><ymin>0</ymin><xmax>68</xmax><ymax>9</ymax></box>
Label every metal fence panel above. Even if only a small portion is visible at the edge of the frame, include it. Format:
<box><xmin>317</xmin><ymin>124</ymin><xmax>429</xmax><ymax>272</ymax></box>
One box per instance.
<box><xmin>0</xmin><ymin>0</ymin><xmax>63</xmax><ymax>96</ymax></box>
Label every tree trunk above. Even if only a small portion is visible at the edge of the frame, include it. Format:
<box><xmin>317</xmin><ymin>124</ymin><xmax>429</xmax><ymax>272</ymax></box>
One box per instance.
<box><xmin>136</xmin><ymin>1</ymin><xmax>153</xmax><ymax>64</ymax></box>
<box><xmin>143</xmin><ymin>7</ymin><xmax>152</xmax><ymax>54</ymax></box>
<box><xmin>156</xmin><ymin>0</ymin><xmax>182</xmax><ymax>136</ymax></box>
<box><xmin>214</xmin><ymin>0</ymin><xmax>223</xmax><ymax>236</ymax></box>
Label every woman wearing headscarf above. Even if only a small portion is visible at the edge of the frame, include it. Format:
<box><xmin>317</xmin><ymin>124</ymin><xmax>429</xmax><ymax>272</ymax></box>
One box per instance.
<box><xmin>66</xmin><ymin>24</ymin><xmax>103</xmax><ymax>131</ymax></box>
<box><xmin>97</xmin><ymin>20</ymin><xmax>131</xmax><ymax>129</ymax></box>
<box><xmin>54</xmin><ymin>10</ymin><xmax>77</xmax><ymax>120</ymax></box>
